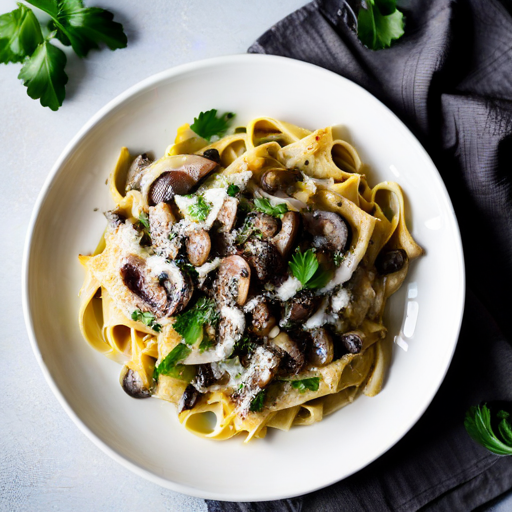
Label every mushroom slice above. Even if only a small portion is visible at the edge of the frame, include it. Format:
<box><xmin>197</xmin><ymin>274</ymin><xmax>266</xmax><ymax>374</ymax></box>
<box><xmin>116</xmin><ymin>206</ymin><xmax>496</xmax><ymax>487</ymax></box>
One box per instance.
<box><xmin>244</xmin><ymin>239</ymin><xmax>284</xmax><ymax>281</ymax></box>
<box><xmin>375</xmin><ymin>249</ymin><xmax>408</xmax><ymax>275</ymax></box>
<box><xmin>216</xmin><ymin>197</ymin><xmax>238</xmax><ymax>232</ymax></box>
<box><xmin>121</xmin><ymin>254</ymin><xmax>193</xmax><ymax>317</ymax></box>
<box><xmin>260</xmin><ymin>169</ymin><xmax>301</xmax><ymax>195</ymax></box>
<box><xmin>215</xmin><ymin>255</ymin><xmax>251</xmax><ymax>306</ymax></box>
<box><xmin>280</xmin><ymin>291</ymin><xmax>321</xmax><ymax>326</ymax></box>
<box><xmin>125</xmin><ymin>153</ymin><xmax>153</xmax><ymax>192</ymax></box>
<box><xmin>271</xmin><ymin>211</ymin><xmax>300</xmax><ymax>257</ymax></box>
<box><xmin>186</xmin><ymin>229</ymin><xmax>211</xmax><ymax>266</ymax></box>
<box><xmin>178</xmin><ymin>384</ymin><xmax>200</xmax><ymax>413</ymax></box>
<box><xmin>271</xmin><ymin>332</ymin><xmax>306</xmax><ymax>375</ymax></box>
<box><xmin>250</xmin><ymin>300</ymin><xmax>277</xmax><ymax>337</ymax></box>
<box><xmin>309</xmin><ymin>328</ymin><xmax>334</xmax><ymax>367</ymax></box>
<box><xmin>120</xmin><ymin>366</ymin><xmax>151</xmax><ymax>399</ymax></box>
<box><xmin>149</xmin><ymin>203</ymin><xmax>179</xmax><ymax>260</ymax></box>
<box><xmin>251</xmin><ymin>212</ymin><xmax>280</xmax><ymax>239</ymax></box>
<box><xmin>303</xmin><ymin>210</ymin><xmax>349</xmax><ymax>252</ymax></box>
<box><xmin>140</xmin><ymin>155</ymin><xmax>218</xmax><ymax>206</ymax></box>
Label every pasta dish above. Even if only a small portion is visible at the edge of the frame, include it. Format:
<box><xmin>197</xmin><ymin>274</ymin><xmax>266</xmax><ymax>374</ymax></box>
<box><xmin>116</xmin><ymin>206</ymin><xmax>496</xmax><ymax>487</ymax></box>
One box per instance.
<box><xmin>78</xmin><ymin>115</ymin><xmax>423</xmax><ymax>441</ymax></box>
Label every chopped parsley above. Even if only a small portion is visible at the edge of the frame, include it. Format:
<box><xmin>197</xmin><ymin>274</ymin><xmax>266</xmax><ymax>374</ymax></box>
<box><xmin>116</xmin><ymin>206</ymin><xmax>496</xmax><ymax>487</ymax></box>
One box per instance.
<box><xmin>289</xmin><ymin>249</ymin><xmax>331</xmax><ymax>289</ymax></box>
<box><xmin>465</xmin><ymin>404</ymin><xmax>512</xmax><ymax>456</ymax></box>
<box><xmin>188</xmin><ymin>195</ymin><xmax>212</xmax><ymax>222</ymax></box>
<box><xmin>333</xmin><ymin>250</ymin><xmax>345</xmax><ymax>267</ymax></box>
<box><xmin>131</xmin><ymin>309</ymin><xmax>161</xmax><ymax>332</ymax></box>
<box><xmin>227</xmin><ymin>184</ymin><xmax>240</xmax><ymax>197</ymax></box>
<box><xmin>153</xmin><ymin>343</ymin><xmax>193</xmax><ymax>382</ymax></box>
<box><xmin>173</xmin><ymin>297</ymin><xmax>219</xmax><ymax>345</ymax></box>
<box><xmin>138</xmin><ymin>212</ymin><xmax>150</xmax><ymax>230</ymax></box>
<box><xmin>290</xmin><ymin>377</ymin><xmax>320</xmax><ymax>393</ymax></box>
<box><xmin>190</xmin><ymin>109</ymin><xmax>235</xmax><ymax>141</ymax></box>
<box><xmin>253</xmin><ymin>197</ymin><xmax>288</xmax><ymax>218</ymax></box>
<box><xmin>249</xmin><ymin>389</ymin><xmax>266</xmax><ymax>413</ymax></box>
<box><xmin>235</xmin><ymin>219</ymin><xmax>255</xmax><ymax>245</ymax></box>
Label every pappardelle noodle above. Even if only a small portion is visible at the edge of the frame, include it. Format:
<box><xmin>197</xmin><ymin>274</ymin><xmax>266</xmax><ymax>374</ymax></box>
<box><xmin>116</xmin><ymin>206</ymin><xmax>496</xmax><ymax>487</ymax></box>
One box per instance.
<box><xmin>78</xmin><ymin>114</ymin><xmax>423</xmax><ymax>442</ymax></box>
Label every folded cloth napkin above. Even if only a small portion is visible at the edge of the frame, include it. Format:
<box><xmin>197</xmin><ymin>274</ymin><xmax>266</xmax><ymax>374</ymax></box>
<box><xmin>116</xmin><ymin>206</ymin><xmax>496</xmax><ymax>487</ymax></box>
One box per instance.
<box><xmin>207</xmin><ymin>0</ymin><xmax>512</xmax><ymax>510</ymax></box>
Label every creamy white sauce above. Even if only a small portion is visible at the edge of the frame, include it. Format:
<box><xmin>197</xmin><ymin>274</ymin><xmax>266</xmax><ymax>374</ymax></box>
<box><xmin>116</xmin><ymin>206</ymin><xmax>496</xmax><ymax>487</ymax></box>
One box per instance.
<box><xmin>174</xmin><ymin>188</ymin><xmax>228</xmax><ymax>229</ymax></box>
<box><xmin>320</xmin><ymin>252</ymin><xmax>357</xmax><ymax>293</ymax></box>
<box><xmin>331</xmin><ymin>287</ymin><xmax>351</xmax><ymax>313</ymax></box>
<box><xmin>304</xmin><ymin>297</ymin><xmax>335</xmax><ymax>330</ymax></box>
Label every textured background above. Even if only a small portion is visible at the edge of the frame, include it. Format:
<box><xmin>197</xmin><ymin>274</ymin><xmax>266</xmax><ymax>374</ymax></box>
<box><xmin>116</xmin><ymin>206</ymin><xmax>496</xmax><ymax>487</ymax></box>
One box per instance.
<box><xmin>0</xmin><ymin>1</ymin><xmax>306</xmax><ymax>510</ymax></box>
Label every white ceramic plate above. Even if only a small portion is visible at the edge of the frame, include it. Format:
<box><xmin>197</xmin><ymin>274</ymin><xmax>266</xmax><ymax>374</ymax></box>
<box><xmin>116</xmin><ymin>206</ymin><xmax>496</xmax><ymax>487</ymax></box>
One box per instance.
<box><xmin>23</xmin><ymin>54</ymin><xmax>465</xmax><ymax>502</ymax></box>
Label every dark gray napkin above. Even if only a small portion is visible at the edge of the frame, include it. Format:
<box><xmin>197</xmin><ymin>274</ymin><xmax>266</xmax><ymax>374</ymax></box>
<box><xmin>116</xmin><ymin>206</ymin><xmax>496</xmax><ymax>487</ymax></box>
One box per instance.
<box><xmin>207</xmin><ymin>0</ymin><xmax>512</xmax><ymax>510</ymax></box>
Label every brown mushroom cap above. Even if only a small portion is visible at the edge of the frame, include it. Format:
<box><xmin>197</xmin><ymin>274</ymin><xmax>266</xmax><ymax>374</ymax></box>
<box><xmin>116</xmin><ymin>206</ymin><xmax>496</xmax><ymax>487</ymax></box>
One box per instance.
<box><xmin>271</xmin><ymin>332</ymin><xmax>306</xmax><ymax>375</ymax></box>
<box><xmin>250</xmin><ymin>300</ymin><xmax>277</xmax><ymax>337</ymax></box>
<box><xmin>309</xmin><ymin>328</ymin><xmax>334</xmax><ymax>367</ymax></box>
<box><xmin>125</xmin><ymin>153</ymin><xmax>153</xmax><ymax>192</ymax></box>
<box><xmin>271</xmin><ymin>211</ymin><xmax>300</xmax><ymax>257</ymax></box>
<box><xmin>244</xmin><ymin>239</ymin><xmax>284</xmax><ymax>281</ymax></box>
<box><xmin>303</xmin><ymin>210</ymin><xmax>349</xmax><ymax>252</ymax></box>
<box><xmin>140</xmin><ymin>155</ymin><xmax>218</xmax><ymax>206</ymax></box>
<box><xmin>260</xmin><ymin>169</ymin><xmax>301</xmax><ymax>195</ymax></box>
<box><xmin>215</xmin><ymin>255</ymin><xmax>251</xmax><ymax>306</ymax></box>
<box><xmin>251</xmin><ymin>212</ymin><xmax>280</xmax><ymax>239</ymax></box>
<box><xmin>186</xmin><ymin>229</ymin><xmax>211</xmax><ymax>266</ymax></box>
<box><xmin>120</xmin><ymin>366</ymin><xmax>151</xmax><ymax>399</ymax></box>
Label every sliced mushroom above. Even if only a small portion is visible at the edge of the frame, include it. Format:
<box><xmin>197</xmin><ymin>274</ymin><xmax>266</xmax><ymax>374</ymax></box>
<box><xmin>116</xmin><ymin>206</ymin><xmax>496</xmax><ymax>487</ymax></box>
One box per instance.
<box><xmin>260</xmin><ymin>169</ymin><xmax>301</xmax><ymax>195</ymax></box>
<box><xmin>140</xmin><ymin>155</ymin><xmax>218</xmax><ymax>206</ymax></box>
<box><xmin>271</xmin><ymin>211</ymin><xmax>300</xmax><ymax>257</ymax></box>
<box><xmin>120</xmin><ymin>366</ymin><xmax>151</xmax><ymax>399</ymax></box>
<box><xmin>125</xmin><ymin>153</ymin><xmax>153</xmax><ymax>192</ymax></box>
<box><xmin>149</xmin><ymin>203</ymin><xmax>179</xmax><ymax>260</ymax></box>
<box><xmin>244</xmin><ymin>239</ymin><xmax>284</xmax><ymax>281</ymax></box>
<box><xmin>216</xmin><ymin>197</ymin><xmax>238</xmax><ymax>232</ymax></box>
<box><xmin>121</xmin><ymin>254</ymin><xmax>193</xmax><ymax>317</ymax></box>
<box><xmin>178</xmin><ymin>384</ymin><xmax>199</xmax><ymax>413</ymax></box>
<box><xmin>375</xmin><ymin>249</ymin><xmax>408</xmax><ymax>275</ymax></box>
<box><xmin>250</xmin><ymin>300</ymin><xmax>277</xmax><ymax>337</ymax></box>
<box><xmin>303</xmin><ymin>210</ymin><xmax>349</xmax><ymax>252</ymax></box>
<box><xmin>191</xmin><ymin>364</ymin><xmax>217</xmax><ymax>392</ymax></box>
<box><xmin>251</xmin><ymin>212</ymin><xmax>280</xmax><ymax>239</ymax></box>
<box><xmin>245</xmin><ymin>345</ymin><xmax>282</xmax><ymax>388</ymax></box>
<box><xmin>186</xmin><ymin>229</ymin><xmax>211</xmax><ymax>266</ymax></box>
<box><xmin>202</xmin><ymin>148</ymin><xmax>221</xmax><ymax>164</ymax></box>
<box><xmin>339</xmin><ymin>331</ymin><xmax>364</xmax><ymax>354</ymax></box>
<box><xmin>309</xmin><ymin>328</ymin><xmax>334</xmax><ymax>367</ymax></box>
<box><xmin>271</xmin><ymin>332</ymin><xmax>306</xmax><ymax>375</ymax></box>
<box><xmin>215</xmin><ymin>255</ymin><xmax>251</xmax><ymax>306</ymax></box>
<box><xmin>281</xmin><ymin>291</ymin><xmax>321</xmax><ymax>326</ymax></box>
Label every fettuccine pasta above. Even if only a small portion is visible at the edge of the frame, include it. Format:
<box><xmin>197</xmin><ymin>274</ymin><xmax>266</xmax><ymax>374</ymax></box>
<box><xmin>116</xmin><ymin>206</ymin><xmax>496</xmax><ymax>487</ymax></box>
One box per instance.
<box><xmin>78</xmin><ymin>115</ymin><xmax>423</xmax><ymax>442</ymax></box>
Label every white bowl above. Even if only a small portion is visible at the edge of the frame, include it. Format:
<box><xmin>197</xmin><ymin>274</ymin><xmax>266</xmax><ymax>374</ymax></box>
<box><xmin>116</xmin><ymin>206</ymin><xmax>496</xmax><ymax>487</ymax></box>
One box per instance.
<box><xmin>23</xmin><ymin>54</ymin><xmax>465</xmax><ymax>501</ymax></box>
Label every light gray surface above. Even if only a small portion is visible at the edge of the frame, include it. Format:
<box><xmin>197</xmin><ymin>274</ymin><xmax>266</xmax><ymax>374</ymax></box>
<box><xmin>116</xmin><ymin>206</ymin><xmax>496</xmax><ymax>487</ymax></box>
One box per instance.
<box><xmin>0</xmin><ymin>1</ymin><xmax>307</xmax><ymax>510</ymax></box>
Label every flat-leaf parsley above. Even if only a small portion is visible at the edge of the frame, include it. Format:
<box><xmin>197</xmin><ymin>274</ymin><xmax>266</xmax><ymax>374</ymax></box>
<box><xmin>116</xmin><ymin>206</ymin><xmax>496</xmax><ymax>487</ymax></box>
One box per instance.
<box><xmin>190</xmin><ymin>109</ymin><xmax>235</xmax><ymax>141</ymax></box>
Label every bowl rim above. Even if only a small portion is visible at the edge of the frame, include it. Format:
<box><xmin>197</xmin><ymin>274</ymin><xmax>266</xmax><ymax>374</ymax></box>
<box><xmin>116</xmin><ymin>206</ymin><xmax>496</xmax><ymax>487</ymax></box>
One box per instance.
<box><xmin>22</xmin><ymin>53</ymin><xmax>466</xmax><ymax>502</ymax></box>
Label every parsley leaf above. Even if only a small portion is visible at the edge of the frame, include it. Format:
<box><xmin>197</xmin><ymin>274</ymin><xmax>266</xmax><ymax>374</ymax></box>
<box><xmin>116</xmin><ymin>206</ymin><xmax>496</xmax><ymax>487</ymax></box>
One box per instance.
<box><xmin>188</xmin><ymin>195</ymin><xmax>212</xmax><ymax>222</ymax></box>
<box><xmin>153</xmin><ymin>343</ymin><xmax>193</xmax><ymax>381</ymax></box>
<box><xmin>173</xmin><ymin>296</ymin><xmax>219</xmax><ymax>345</ymax></box>
<box><xmin>249</xmin><ymin>389</ymin><xmax>266</xmax><ymax>413</ymax></box>
<box><xmin>190</xmin><ymin>109</ymin><xmax>235</xmax><ymax>141</ymax></box>
<box><xmin>464</xmin><ymin>404</ymin><xmax>512</xmax><ymax>456</ymax></box>
<box><xmin>290</xmin><ymin>377</ymin><xmax>320</xmax><ymax>393</ymax></box>
<box><xmin>138</xmin><ymin>212</ymin><xmax>150</xmax><ymax>230</ymax></box>
<box><xmin>26</xmin><ymin>0</ymin><xmax>127</xmax><ymax>58</ymax></box>
<box><xmin>131</xmin><ymin>309</ymin><xmax>161</xmax><ymax>332</ymax></box>
<box><xmin>227</xmin><ymin>184</ymin><xmax>240</xmax><ymax>197</ymax></box>
<box><xmin>0</xmin><ymin>3</ymin><xmax>43</xmax><ymax>64</ymax></box>
<box><xmin>18</xmin><ymin>39</ymin><xmax>68</xmax><ymax>111</ymax></box>
<box><xmin>357</xmin><ymin>0</ymin><xmax>405</xmax><ymax>50</ymax></box>
<box><xmin>333</xmin><ymin>250</ymin><xmax>345</xmax><ymax>267</ymax></box>
<box><xmin>254</xmin><ymin>197</ymin><xmax>288</xmax><ymax>218</ymax></box>
<box><xmin>289</xmin><ymin>249</ymin><xmax>332</xmax><ymax>289</ymax></box>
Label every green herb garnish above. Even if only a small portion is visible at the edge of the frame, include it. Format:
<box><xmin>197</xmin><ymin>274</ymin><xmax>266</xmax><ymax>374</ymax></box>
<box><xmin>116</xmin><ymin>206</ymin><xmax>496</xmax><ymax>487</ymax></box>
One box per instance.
<box><xmin>464</xmin><ymin>404</ymin><xmax>512</xmax><ymax>456</ymax></box>
<box><xmin>253</xmin><ymin>197</ymin><xmax>288</xmax><ymax>218</ymax></box>
<box><xmin>188</xmin><ymin>195</ymin><xmax>212</xmax><ymax>222</ymax></box>
<box><xmin>333</xmin><ymin>251</ymin><xmax>345</xmax><ymax>267</ymax></box>
<box><xmin>235</xmin><ymin>219</ymin><xmax>254</xmax><ymax>245</ymax></box>
<box><xmin>356</xmin><ymin>0</ymin><xmax>405</xmax><ymax>51</ymax></box>
<box><xmin>173</xmin><ymin>297</ymin><xmax>219</xmax><ymax>345</ymax></box>
<box><xmin>190</xmin><ymin>109</ymin><xmax>235</xmax><ymax>141</ymax></box>
<box><xmin>131</xmin><ymin>309</ymin><xmax>161</xmax><ymax>332</ymax></box>
<box><xmin>0</xmin><ymin>0</ymin><xmax>127</xmax><ymax>110</ymax></box>
<box><xmin>249</xmin><ymin>389</ymin><xmax>266</xmax><ymax>413</ymax></box>
<box><xmin>227</xmin><ymin>184</ymin><xmax>240</xmax><ymax>197</ymax></box>
<box><xmin>199</xmin><ymin>336</ymin><xmax>214</xmax><ymax>353</ymax></box>
<box><xmin>138</xmin><ymin>212</ymin><xmax>150</xmax><ymax>230</ymax></box>
<box><xmin>153</xmin><ymin>343</ymin><xmax>193</xmax><ymax>381</ymax></box>
<box><xmin>290</xmin><ymin>377</ymin><xmax>320</xmax><ymax>393</ymax></box>
<box><xmin>289</xmin><ymin>249</ymin><xmax>331</xmax><ymax>289</ymax></box>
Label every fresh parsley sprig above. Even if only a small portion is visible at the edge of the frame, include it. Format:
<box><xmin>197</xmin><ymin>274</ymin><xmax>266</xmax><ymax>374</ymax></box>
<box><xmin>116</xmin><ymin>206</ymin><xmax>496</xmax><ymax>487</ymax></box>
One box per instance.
<box><xmin>254</xmin><ymin>197</ymin><xmax>288</xmax><ymax>218</ymax></box>
<box><xmin>289</xmin><ymin>377</ymin><xmax>320</xmax><ymax>393</ymax></box>
<box><xmin>227</xmin><ymin>184</ymin><xmax>240</xmax><ymax>197</ymax></box>
<box><xmin>249</xmin><ymin>389</ymin><xmax>266</xmax><ymax>413</ymax></box>
<box><xmin>289</xmin><ymin>248</ymin><xmax>331</xmax><ymax>289</ymax></box>
<box><xmin>153</xmin><ymin>343</ymin><xmax>194</xmax><ymax>382</ymax></box>
<box><xmin>464</xmin><ymin>404</ymin><xmax>512</xmax><ymax>456</ymax></box>
<box><xmin>190</xmin><ymin>109</ymin><xmax>235</xmax><ymax>141</ymax></box>
<box><xmin>173</xmin><ymin>296</ymin><xmax>219</xmax><ymax>345</ymax></box>
<box><xmin>0</xmin><ymin>0</ymin><xmax>127</xmax><ymax>110</ymax></box>
<box><xmin>131</xmin><ymin>309</ymin><xmax>162</xmax><ymax>332</ymax></box>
